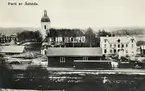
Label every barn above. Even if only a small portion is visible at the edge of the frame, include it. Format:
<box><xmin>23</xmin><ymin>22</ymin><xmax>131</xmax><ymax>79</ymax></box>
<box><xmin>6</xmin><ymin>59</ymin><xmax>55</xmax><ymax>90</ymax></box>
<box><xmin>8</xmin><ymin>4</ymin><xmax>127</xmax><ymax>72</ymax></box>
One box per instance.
<box><xmin>46</xmin><ymin>47</ymin><xmax>106</xmax><ymax>67</ymax></box>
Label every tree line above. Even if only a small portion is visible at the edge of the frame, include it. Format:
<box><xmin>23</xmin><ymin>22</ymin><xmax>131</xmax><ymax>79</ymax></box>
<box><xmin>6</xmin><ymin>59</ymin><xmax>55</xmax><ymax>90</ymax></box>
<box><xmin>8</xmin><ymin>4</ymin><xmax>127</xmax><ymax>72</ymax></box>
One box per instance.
<box><xmin>16</xmin><ymin>28</ymin><xmax>112</xmax><ymax>47</ymax></box>
<box><xmin>17</xmin><ymin>30</ymin><xmax>43</xmax><ymax>42</ymax></box>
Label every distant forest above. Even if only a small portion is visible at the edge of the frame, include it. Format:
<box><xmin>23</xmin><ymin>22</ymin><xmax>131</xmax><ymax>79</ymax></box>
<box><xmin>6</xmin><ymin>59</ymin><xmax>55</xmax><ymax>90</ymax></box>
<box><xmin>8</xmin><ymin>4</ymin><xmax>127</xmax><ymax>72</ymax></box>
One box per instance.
<box><xmin>112</xmin><ymin>28</ymin><xmax>145</xmax><ymax>36</ymax></box>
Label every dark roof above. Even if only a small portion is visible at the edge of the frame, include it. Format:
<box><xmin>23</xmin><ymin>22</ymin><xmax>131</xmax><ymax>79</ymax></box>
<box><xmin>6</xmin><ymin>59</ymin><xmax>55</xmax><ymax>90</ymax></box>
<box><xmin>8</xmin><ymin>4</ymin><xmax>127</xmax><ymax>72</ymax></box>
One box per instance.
<box><xmin>41</xmin><ymin>16</ymin><xmax>50</xmax><ymax>22</ymax></box>
<box><xmin>41</xmin><ymin>10</ymin><xmax>51</xmax><ymax>22</ymax></box>
<box><xmin>46</xmin><ymin>47</ymin><xmax>102</xmax><ymax>56</ymax></box>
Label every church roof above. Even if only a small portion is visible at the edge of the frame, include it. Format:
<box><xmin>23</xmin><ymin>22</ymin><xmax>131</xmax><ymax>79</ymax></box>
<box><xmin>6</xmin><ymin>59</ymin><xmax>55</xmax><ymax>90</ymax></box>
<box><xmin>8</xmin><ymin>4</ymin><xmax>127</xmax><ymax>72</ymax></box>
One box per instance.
<box><xmin>41</xmin><ymin>10</ymin><xmax>51</xmax><ymax>22</ymax></box>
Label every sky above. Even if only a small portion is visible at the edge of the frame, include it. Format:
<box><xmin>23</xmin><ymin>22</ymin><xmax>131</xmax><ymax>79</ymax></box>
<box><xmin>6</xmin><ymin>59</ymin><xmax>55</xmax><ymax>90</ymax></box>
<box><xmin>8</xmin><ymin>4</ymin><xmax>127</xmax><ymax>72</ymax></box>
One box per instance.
<box><xmin>0</xmin><ymin>0</ymin><xmax>145</xmax><ymax>29</ymax></box>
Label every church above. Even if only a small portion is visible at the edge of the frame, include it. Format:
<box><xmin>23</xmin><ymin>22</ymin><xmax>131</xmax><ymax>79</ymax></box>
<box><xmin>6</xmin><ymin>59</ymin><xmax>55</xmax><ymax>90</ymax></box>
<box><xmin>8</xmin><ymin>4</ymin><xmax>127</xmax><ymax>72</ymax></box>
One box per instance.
<box><xmin>40</xmin><ymin>10</ymin><xmax>86</xmax><ymax>55</ymax></box>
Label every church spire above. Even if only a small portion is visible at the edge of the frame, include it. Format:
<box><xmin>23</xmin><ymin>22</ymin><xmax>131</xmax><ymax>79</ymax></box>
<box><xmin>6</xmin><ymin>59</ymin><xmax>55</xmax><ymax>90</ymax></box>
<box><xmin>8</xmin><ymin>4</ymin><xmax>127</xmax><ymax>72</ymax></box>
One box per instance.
<box><xmin>44</xmin><ymin>10</ymin><xmax>47</xmax><ymax>16</ymax></box>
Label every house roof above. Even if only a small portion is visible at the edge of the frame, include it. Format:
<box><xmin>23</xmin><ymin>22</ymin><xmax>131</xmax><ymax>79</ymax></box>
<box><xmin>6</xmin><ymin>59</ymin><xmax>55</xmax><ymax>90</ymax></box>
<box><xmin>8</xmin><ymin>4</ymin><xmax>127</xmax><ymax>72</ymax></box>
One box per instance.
<box><xmin>100</xmin><ymin>36</ymin><xmax>136</xmax><ymax>44</ymax></box>
<box><xmin>46</xmin><ymin>47</ymin><xmax>102</xmax><ymax>56</ymax></box>
<box><xmin>0</xmin><ymin>46</ymin><xmax>25</xmax><ymax>53</ymax></box>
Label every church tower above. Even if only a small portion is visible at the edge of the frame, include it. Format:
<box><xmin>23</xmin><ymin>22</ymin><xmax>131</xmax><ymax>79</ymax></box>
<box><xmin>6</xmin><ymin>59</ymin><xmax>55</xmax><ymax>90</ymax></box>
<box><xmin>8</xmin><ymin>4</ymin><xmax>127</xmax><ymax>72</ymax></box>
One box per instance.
<box><xmin>41</xmin><ymin>10</ymin><xmax>51</xmax><ymax>40</ymax></box>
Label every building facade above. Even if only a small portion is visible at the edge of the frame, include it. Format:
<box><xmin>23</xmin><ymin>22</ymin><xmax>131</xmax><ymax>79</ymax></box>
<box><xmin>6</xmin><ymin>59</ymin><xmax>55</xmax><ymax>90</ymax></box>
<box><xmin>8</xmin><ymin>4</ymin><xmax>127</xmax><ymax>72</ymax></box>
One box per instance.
<box><xmin>0</xmin><ymin>34</ymin><xmax>17</xmax><ymax>43</ymax></box>
<box><xmin>100</xmin><ymin>36</ymin><xmax>137</xmax><ymax>57</ymax></box>
<box><xmin>46</xmin><ymin>47</ymin><xmax>104</xmax><ymax>67</ymax></box>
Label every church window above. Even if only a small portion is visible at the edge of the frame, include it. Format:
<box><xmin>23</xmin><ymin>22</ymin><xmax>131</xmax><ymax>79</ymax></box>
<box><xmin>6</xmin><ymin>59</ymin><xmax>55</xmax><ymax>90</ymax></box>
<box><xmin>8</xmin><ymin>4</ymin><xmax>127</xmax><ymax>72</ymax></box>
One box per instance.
<box><xmin>44</xmin><ymin>25</ymin><xmax>47</xmax><ymax>29</ymax></box>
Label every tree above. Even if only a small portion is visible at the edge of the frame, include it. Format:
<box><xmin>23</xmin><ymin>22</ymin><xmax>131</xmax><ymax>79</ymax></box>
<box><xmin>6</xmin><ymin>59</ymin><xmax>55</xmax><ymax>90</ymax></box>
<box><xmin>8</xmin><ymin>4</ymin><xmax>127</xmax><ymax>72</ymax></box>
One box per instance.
<box><xmin>97</xmin><ymin>29</ymin><xmax>111</xmax><ymax>37</ymax></box>
<box><xmin>17</xmin><ymin>30</ymin><xmax>42</xmax><ymax>42</ymax></box>
<box><xmin>85</xmin><ymin>27</ymin><xmax>96</xmax><ymax>47</ymax></box>
<box><xmin>0</xmin><ymin>54</ymin><xmax>13</xmax><ymax>88</ymax></box>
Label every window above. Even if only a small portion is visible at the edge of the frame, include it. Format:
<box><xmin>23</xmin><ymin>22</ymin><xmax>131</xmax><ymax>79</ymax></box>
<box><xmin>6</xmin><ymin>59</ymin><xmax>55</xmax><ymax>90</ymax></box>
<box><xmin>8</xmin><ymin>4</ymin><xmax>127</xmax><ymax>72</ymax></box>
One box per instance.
<box><xmin>104</xmin><ymin>39</ymin><xmax>107</xmax><ymax>43</ymax></box>
<box><xmin>110</xmin><ymin>50</ymin><xmax>112</xmax><ymax>53</ymax></box>
<box><xmin>117</xmin><ymin>39</ymin><xmax>120</xmax><ymax>43</ymax></box>
<box><xmin>114</xmin><ymin>49</ymin><xmax>116</xmax><ymax>53</ymax></box>
<box><xmin>104</xmin><ymin>49</ymin><xmax>107</xmax><ymax>53</ymax></box>
<box><xmin>131</xmin><ymin>39</ymin><xmax>134</xmax><ymax>43</ymax></box>
<box><xmin>104</xmin><ymin>44</ymin><xmax>106</xmax><ymax>48</ymax></box>
<box><xmin>44</xmin><ymin>50</ymin><xmax>47</xmax><ymax>55</ymax></box>
<box><xmin>110</xmin><ymin>44</ymin><xmax>112</xmax><ymax>48</ymax></box>
<box><xmin>126</xmin><ymin>44</ymin><xmax>128</xmax><ymax>47</ymax></box>
<box><xmin>83</xmin><ymin>57</ymin><xmax>88</xmax><ymax>61</ymax></box>
<box><xmin>126</xmin><ymin>50</ymin><xmax>128</xmax><ymax>53</ymax></box>
<box><xmin>118</xmin><ymin>49</ymin><xmax>120</xmax><ymax>52</ymax></box>
<box><xmin>118</xmin><ymin>44</ymin><xmax>120</xmax><ymax>48</ymax></box>
<box><xmin>114</xmin><ymin>44</ymin><xmax>116</xmax><ymax>47</ymax></box>
<box><xmin>122</xmin><ymin>44</ymin><xmax>124</xmax><ymax>48</ymax></box>
<box><xmin>44</xmin><ymin>25</ymin><xmax>47</xmax><ymax>29</ymax></box>
<box><xmin>132</xmin><ymin>44</ymin><xmax>134</xmax><ymax>48</ymax></box>
<box><xmin>60</xmin><ymin>57</ymin><xmax>65</xmax><ymax>63</ymax></box>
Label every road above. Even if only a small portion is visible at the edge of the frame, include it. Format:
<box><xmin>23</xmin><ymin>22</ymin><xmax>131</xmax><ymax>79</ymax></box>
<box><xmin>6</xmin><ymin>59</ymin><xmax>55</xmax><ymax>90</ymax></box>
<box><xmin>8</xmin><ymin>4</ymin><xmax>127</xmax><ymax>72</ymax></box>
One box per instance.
<box><xmin>47</xmin><ymin>67</ymin><xmax>145</xmax><ymax>75</ymax></box>
<box><xmin>11</xmin><ymin>64</ymin><xmax>145</xmax><ymax>75</ymax></box>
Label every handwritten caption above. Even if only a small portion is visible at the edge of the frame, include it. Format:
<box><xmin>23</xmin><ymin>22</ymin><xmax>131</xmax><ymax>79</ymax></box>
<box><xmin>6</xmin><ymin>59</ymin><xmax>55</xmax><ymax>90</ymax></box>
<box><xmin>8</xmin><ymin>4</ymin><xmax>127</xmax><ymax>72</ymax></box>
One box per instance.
<box><xmin>8</xmin><ymin>1</ymin><xmax>38</xmax><ymax>6</ymax></box>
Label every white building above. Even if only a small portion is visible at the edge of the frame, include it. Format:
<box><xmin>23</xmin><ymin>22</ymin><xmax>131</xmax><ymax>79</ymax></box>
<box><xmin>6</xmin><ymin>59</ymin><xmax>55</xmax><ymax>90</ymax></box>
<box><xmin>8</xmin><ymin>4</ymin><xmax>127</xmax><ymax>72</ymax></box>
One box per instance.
<box><xmin>100</xmin><ymin>36</ymin><xmax>137</xmax><ymax>57</ymax></box>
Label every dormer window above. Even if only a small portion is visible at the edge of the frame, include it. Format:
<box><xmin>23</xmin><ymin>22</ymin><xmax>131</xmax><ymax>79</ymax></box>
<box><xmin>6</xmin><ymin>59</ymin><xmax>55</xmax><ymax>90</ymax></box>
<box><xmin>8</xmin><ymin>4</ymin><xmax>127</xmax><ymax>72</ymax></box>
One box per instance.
<box><xmin>104</xmin><ymin>39</ymin><xmax>107</xmax><ymax>43</ymax></box>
